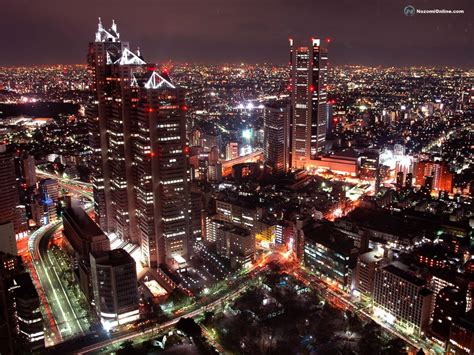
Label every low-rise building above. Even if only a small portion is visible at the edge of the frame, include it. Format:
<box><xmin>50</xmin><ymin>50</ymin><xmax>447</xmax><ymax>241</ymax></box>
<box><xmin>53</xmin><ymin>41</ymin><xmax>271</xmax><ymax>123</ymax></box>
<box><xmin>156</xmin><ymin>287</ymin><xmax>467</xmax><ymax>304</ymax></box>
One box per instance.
<box><xmin>303</xmin><ymin>223</ymin><xmax>358</xmax><ymax>291</ymax></box>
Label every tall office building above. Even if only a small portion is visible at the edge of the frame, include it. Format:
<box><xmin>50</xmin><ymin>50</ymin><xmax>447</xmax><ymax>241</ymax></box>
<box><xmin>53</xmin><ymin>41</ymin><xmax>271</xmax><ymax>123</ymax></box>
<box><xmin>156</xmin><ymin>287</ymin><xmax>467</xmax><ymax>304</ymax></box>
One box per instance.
<box><xmin>263</xmin><ymin>101</ymin><xmax>290</xmax><ymax>173</ymax></box>
<box><xmin>289</xmin><ymin>38</ymin><xmax>328</xmax><ymax>169</ymax></box>
<box><xmin>87</xmin><ymin>19</ymin><xmax>191</xmax><ymax>267</ymax></box>
<box><xmin>0</xmin><ymin>144</ymin><xmax>22</xmax><ymax>239</ymax></box>
<box><xmin>22</xmin><ymin>155</ymin><xmax>37</xmax><ymax>188</ymax></box>
<box><xmin>225</xmin><ymin>142</ymin><xmax>239</xmax><ymax>160</ymax></box>
<box><xmin>38</xmin><ymin>178</ymin><xmax>59</xmax><ymax>202</ymax></box>
<box><xmin>415</xmin><ymin>160</ymin><xmax>453</xmax><ymax>193</ymax></box>
<box><xmin>90</xmin><ymin>249</ymin><xmax>139</xmax><ymax>328</ymax></box>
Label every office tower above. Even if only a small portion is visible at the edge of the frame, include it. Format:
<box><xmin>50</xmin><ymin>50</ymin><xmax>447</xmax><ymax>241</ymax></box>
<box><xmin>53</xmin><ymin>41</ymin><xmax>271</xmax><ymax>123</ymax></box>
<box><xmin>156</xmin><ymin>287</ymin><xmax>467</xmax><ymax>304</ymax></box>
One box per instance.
<box><xmin>373</xmin><ymin>262</ymin><xmax>433</xmax><ymax>335</ymax></box>
<box><xmin>63</xmin><ymin>201</ymin><xmax>111</xmax><ymax>260</ymax></box>
<box><xmin>87</xmin><ymin>18</ymin><xmax>140</xmax><ymax>238</ymax></box>
<box><xmin>263</xmin><ymin>101</ymin><xmax>290</xmax><ymax>173</ymax></box>
<box><xmin>358</xmin><ymin>150</ymin><xmax>379</xmax><ymax>179</ymax></box>
<box><xmin>431</xmin><ymin>287</ymin><xmax>466</xmax><ymax>341</ymax></box>
<box><xmin>190</xmin><ymin>191</ymin><xmax>204</xmax><ymax>240</ymax></box>
<box><xmin>22</xmin><ymin>155</ymin><xmax>36</xmax><ymax>188</ymax></box>
<box><xmin>289</xmin><ymin>38</ymin><xmax>328</xmax><ymax>169</ymax></box>
<box><xmin>63</xmin><ymin>200</ymin><xmax>111</xmax><ymax>302</ymax></box>
<box><xmin>415</xmin><ymin>160</ymin><xmax>453</xmax><ymax>192</ymax></box>
<box><xmin>225</xmin><ymin>142</ymin><xmax>239</xmax><ymax>160</ymax></box>
<box><xmin>87</xmin><ymin>20</ymin><xmax>191</xmax><ymax>267</ymax></box>
<box><xmin>0</xmin><ymin>144</ymin><xmax>22</xmax><ymax>239</ymax></box>
<box><xmin>209</xmin><ymin>146</ymin><xmax>219</xmax><ymax>164</ymax></box>
<box><xmin>90</xmin><ymin>249</ymin><xmax>139</xmax><ymax>328</ymax></box>
<box><xmin>39</xmin><ymin>178</ymin><xmax>59</xmax><ymax>202</ymax></box>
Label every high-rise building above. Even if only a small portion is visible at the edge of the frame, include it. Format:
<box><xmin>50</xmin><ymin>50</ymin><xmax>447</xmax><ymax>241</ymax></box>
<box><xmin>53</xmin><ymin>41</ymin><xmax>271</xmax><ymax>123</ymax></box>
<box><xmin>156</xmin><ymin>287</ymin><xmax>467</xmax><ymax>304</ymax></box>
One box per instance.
<box><xmin>90</xmin><ymin>248</ymin><xmax>139</xmax><ymax>329</ymax></box>
<box><xmin>22</xmin><ymin>155</ymin><xmax>37</xmax><ymax>188</ymax></box>
<box><xmin>225</xmin><ymin>142</ymin><xmax>239</xmax><ymax>160</ymax></box>
<box><xmin>415</xmin><ymin>160</ymin><xmax>453</xmax><ymax>193</ymax></box>
<box><xmin>373</xmin><ymin>262</ymin><xmax>433</xmax><ymax>335</ymax></box>
<box><xmin>0</xmin><ymin>144</ymin><xmax>22</xmax><ymax>239</ymax></box>
<box><xmin>87</xmin><ymin>19</ymin><xmax>191</xmax><ymax>267</ymax></box>
<box><xmin>431</xmin><ymin>287</ymin><xmax>466</xmax><ymax>341</ymax></box>
<box><xmin>39</xmin><ymin>178</ymin><xmax>59</xmax><ymax>202</ymax></box>
<box><xmin>289</xmin><ymin>38</ymin><xmax>328</xmax><ymax>169</ymax></box>
<box><xmin>263</xmin><ymin>101</ymin><xmax>290</xmax><ymax>173</ymax></box>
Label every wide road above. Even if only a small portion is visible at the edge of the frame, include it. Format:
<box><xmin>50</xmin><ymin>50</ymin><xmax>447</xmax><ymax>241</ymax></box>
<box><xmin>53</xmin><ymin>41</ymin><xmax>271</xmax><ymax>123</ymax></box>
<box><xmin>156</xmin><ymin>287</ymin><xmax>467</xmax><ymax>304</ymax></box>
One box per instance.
<box><xmin>75</xmin><ymin>283</ymin><xmax>251</xmax><ymax>354</ymax></box>
<box><xmin>29</xmin><ymin>171</ymin><xmax>95</xmax><ymax>345</ymax></box>
<box><xmin>32</xmin><ymin>224</ymin><xmax>86</xmax><ymax>341</ymax></box>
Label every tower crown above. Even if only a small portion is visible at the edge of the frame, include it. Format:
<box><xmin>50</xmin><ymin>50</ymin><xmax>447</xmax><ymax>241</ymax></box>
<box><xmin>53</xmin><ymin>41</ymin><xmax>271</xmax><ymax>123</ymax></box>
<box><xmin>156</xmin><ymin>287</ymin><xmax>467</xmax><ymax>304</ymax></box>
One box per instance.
<box><xmin>95</xmin><ymin>18</ymin><xmax>120</xmax><ymax>42</ymax></box>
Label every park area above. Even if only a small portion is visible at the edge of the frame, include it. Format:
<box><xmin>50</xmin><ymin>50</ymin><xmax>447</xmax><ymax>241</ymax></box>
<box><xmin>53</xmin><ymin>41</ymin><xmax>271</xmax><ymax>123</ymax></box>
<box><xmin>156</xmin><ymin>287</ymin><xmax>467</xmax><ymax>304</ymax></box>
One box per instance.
<box><xmin>202</xmin><ymin>271</ymin><xmax>408</xmax><ymax>355</ymax></box>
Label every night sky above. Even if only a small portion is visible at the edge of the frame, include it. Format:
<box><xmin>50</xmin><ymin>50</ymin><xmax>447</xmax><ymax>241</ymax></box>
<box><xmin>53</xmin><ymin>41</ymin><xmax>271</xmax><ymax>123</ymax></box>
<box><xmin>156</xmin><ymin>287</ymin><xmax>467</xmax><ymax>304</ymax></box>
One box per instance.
<box><xmin>2</xmin><ymin>0</ymin><xmax>473</xmax><ymax>67</ymax></box>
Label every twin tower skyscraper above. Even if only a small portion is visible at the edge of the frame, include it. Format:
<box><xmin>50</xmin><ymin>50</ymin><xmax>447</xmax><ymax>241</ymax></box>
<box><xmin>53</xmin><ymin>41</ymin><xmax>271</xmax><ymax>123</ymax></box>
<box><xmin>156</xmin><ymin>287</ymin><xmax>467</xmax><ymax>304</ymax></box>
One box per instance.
<box><xmin>87</xmin><ymin>19</ymin><xmax>190</xmax><ymax>268</ymax></box>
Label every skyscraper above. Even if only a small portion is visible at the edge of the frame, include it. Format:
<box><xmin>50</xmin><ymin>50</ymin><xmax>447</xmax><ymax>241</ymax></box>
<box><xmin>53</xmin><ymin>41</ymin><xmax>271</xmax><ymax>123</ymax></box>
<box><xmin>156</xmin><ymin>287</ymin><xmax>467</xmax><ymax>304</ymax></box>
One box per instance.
<box><xmin>87</xmin><ymin>19</ymin><xmax>191</xmax><ymax>267</ymax></box>
<box><xmin>289</xmin><ymin>38</ymin><xmax>328</xmax><ymax>169</ymax></box>
<box><xmin>0</xmin><ymin>144</ymin><xmax>22</xmax><ymax>239</ymax></box>
<box><xmin>263</xmin><ymin>101</ymin><xmax>290</xmax><ymax>173</ymax></box>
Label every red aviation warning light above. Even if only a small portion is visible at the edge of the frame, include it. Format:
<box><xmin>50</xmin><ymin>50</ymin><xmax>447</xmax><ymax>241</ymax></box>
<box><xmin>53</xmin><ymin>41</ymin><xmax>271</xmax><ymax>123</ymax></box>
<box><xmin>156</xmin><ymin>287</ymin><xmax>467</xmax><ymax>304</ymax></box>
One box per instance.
<box><xmin>309</xmin><ymin>85</ymin><xmax>315</xmax><ymax>92</ymax></box>
<box><xmin>183</xmin><ymin>146</ymin><xmax>190</xmax><ymax>154</ymax></box>
<box><xmin>326</xmin><ymin>37</ymin><xmax>332</xmax><ymax>44</ymax></box>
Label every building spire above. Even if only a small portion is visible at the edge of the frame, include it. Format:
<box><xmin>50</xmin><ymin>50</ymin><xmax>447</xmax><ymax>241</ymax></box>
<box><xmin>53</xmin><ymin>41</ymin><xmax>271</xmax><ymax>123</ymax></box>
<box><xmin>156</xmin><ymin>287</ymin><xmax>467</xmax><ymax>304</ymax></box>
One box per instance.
<box><xmin>111</xmin><ymin>19</ymin><xmax>117</xmax><ymax>33</ymax></box>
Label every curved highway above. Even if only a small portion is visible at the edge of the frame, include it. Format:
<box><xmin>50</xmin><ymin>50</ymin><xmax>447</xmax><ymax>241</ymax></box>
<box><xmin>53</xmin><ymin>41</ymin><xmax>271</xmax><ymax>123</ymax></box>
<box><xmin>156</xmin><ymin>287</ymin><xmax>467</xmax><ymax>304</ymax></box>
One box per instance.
<box><xmin>28</xmin><ymin>171</ymin><xmax>95</xmax><ymax>345</ymax></box>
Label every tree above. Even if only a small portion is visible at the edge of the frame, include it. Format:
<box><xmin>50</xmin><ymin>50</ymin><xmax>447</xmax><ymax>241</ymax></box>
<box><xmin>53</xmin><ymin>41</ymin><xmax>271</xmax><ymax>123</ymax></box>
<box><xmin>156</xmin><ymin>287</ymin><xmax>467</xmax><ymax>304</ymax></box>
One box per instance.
<box><xmin>176</xmin><ymin>317</ymin><xmax>202</xmax><ymax>337</ymax></box>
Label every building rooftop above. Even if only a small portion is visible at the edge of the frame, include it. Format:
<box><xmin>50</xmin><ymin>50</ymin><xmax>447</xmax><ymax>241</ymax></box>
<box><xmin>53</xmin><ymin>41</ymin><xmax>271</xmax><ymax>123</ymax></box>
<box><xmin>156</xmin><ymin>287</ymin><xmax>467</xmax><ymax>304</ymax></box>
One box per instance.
<box><xmin>382</xmin><ymin>262</ymin><xmax>427</xmax><ymax>288</ymax></box>
<box><xmin>63</xmin><ymin>205</ymin><xmax>106</xmax><ymax>241</ymax></box>
<box><xmin>92</xmin><ymin>248</ymin><xmax>135</xmax><ymax>267</ymax></box>
<box><xmin>358</xmin><ymin>250</ymin><xmax>384</xmax><ymax>264</ymax></box>
<box><xmin>304</xmin><ymin>223</ymin><xmax>356</xmax><ymax>256</ymax></box>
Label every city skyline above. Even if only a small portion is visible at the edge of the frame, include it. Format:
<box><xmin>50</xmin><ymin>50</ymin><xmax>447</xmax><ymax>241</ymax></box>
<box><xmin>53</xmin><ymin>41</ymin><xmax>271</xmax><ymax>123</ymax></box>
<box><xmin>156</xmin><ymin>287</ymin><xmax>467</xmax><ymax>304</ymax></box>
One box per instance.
<box><xmin>1</xmin><ymin>0</ymin><xmax>473</xmax><ymax>67</ymax></box>
<box><xmin>0</xmin><ymin>7</ymin><xmax>472</xmax><ymax>355</ymax></box>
